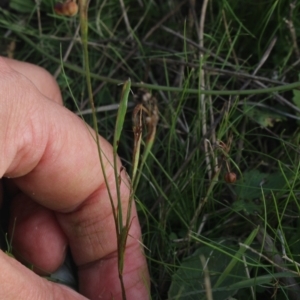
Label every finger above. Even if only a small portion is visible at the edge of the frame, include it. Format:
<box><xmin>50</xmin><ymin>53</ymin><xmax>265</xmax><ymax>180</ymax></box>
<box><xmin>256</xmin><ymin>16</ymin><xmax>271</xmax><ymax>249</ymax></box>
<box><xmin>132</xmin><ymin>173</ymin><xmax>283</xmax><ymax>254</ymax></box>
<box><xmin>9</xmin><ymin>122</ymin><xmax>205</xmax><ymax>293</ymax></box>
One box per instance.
<box><xmin>0</xmin><ymin>58</ymin><xmax>149</xmax><ymax>298</ymax></box>
<box><xmin>56</xmin><ymin>178</ymin><xmax>149</xmax><ymax>299</ymax></box>
<box><xmin>9</xmin><ymin>193</ymin><xmax>67</xmax><ymax>274</ymax></box>
<box><xmin>2</xmin><ymin>57</ymin><xmax>68</xmax><ymax>206</ymax></box>
<box><xmin>0</xmin><ymin>250</ymin><xmax>88</xmax><ymax>300</ymax></box>
<box><xmin>2</xmin><ymin>57</ymin><xmax>63</xmax><ymax>105</ymax></box>
<box><xmin>77</xmin><ymin>230</ymin><xmax>150</xmax><ymax>299</ymax></box>
<box><xmin>4</xmin><ymin>58</ymin><xmax>66</xmax><ymax>273</ymax></box>
<box><xmin>3</xmin><ymin>58</ymin><xmax>66</xmax><ymax>273</ymax></box>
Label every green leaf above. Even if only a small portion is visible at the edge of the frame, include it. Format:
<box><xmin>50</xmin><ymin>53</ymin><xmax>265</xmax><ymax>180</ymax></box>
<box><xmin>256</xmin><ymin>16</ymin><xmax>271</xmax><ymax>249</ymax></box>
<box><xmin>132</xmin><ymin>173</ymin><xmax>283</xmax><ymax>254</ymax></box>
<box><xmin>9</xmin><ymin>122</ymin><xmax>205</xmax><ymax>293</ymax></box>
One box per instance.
<box><xmin>292</xmin><ymin>89</ymin><xmax>300</xmax><ymax>109</ymax></box>
<box><xmin>243</xmin><ymin>104</ymin><xmax>285</xmax><ymax>128</ymax></box>
<box><xmin>233</xmin><ymin>169</ymin><xmax>293</xmax><ymax>215</ymax></box>
<box><xmin>235</xmin><ymin>169</ymin><xmax>292</xmax><ymax>200</ymax></box>
<box><xmin>214</xmin><ymin>227</ymin><xmax>259</xmax><ymax>289</ymax></box>
<box><xmin>231</xmin><ymin>199</ymin><xmax>262</xmax><ymax>215</ymax></box>
<box><xmin>168</xmin><ymin>242</ymin><xmax>253</xmax><ymax>300</ymax></box>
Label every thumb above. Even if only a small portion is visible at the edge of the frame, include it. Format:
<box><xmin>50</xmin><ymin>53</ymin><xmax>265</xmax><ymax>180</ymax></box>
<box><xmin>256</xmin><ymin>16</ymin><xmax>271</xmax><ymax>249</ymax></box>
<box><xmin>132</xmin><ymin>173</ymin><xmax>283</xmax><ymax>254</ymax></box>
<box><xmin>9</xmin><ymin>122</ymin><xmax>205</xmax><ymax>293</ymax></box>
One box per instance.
<box><xmin>0</xmin><ymin>250</ymin><xmax>87</xmax><ymax>300</ymax></box>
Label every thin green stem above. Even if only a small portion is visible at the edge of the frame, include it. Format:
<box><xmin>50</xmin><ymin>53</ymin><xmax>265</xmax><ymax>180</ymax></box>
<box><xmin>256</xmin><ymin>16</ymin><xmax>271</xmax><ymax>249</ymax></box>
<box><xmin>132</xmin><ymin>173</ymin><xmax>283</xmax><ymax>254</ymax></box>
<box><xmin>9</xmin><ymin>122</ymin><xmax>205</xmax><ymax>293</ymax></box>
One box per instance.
<box><xmin>78</xmin><ymin>3</ymin><xmax>132</xmax><ymax>298</ymax></box>
<box><xmin>78</xmin><ymin>1</ymin><xmax>116</xmax><ymax>217</ymax></box>
<box><xmin>78</xmin><ymin>1</ymin><xmax>127</xmax><ymax>298</ymax></box>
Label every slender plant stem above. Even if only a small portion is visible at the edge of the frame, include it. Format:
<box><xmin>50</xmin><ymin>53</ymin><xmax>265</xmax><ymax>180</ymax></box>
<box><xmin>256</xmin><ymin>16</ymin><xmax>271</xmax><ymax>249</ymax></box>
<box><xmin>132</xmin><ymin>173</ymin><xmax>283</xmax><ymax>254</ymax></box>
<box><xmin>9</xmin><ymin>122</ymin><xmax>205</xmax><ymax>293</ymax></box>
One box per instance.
<box><xmin>78</xmin><ymin>0</ymin><xmax>115</xmax><ymax>211</ymax></box>
<box><xmin>78</xmin><ymin>2</ymin><xmax>129</xmax><ymax>298</ymax></box>
<box><xmin>78</xmin><ymin>1</ymin><xmax>125</xmax><ymax>296</ymax></box>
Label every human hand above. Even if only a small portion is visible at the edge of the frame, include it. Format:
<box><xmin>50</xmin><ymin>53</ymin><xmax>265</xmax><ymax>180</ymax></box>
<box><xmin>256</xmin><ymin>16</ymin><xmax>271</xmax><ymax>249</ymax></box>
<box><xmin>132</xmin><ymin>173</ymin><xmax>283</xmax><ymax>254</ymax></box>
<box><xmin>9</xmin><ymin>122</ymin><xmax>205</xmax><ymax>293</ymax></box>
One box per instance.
<box><xmin>0</xmin><ymin>57</ymin><xmax>149</xmax><ymax>299</ymax></box>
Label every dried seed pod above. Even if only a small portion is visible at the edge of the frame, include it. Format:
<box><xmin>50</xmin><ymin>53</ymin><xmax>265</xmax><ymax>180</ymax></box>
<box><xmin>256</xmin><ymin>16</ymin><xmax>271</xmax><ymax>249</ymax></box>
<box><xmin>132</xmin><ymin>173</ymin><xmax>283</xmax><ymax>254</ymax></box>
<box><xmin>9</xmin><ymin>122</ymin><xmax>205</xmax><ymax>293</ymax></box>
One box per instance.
<box><xmin>224</xmin><ymin>172</ymin><xmax>237</xmax><ymax>184</ymax></box>
<box><xmin>54</xmin><ymin>1</ymin><xmax>78</xmax><ymax>17</ymax></box>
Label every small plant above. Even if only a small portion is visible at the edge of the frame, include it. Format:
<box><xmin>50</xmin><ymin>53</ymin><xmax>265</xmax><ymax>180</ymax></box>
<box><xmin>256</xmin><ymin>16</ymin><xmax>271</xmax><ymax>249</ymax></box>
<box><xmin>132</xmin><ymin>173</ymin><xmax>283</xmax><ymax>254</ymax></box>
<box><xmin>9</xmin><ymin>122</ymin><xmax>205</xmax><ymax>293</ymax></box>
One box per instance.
<box><xmin>3</xmin><ymin>0</ymin><xmax>300</xmax><ymax>299</ymax></box>
<box><xmin>58</xmin><ymin>1</ymin><xmax>157</xmax><ymax>298</ymax></box>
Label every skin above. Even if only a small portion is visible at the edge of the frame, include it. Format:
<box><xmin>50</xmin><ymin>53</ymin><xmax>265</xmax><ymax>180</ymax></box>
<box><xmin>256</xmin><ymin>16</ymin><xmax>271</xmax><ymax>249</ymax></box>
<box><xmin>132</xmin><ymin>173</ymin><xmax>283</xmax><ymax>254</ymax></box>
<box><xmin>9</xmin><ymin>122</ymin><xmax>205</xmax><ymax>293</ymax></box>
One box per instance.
<box><xmin>0</xmin><ymin>57</ymin><xmax>150</xmax><ymax>299</ymax></box>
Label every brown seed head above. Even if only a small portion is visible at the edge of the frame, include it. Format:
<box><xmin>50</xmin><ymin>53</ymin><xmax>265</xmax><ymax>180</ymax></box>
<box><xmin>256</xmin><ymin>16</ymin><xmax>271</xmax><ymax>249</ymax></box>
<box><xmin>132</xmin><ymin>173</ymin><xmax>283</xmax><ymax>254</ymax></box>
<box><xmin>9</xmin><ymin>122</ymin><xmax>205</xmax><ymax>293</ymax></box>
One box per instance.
<box><xmin>54</xmin><ymin>1</ymin><xmax>78</xmax><ymax>17</ymax></box>
<box><xmin>224</xmin><ymin>172</ymin><xmax>237</xmax><ymax>184</ymax></box>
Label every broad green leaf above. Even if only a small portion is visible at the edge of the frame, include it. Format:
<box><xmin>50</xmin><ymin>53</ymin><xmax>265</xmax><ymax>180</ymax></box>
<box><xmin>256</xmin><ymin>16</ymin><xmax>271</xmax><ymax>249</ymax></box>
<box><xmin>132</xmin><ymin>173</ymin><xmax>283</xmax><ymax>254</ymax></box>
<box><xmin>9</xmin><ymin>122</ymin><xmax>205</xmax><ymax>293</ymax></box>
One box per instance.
<box><xmin>233</xmin><ymin>169</ymin><xmax>293</xmax><ymax>215</ymax></box>
<box><xmin>235</xmin><ymin>169</ymin><xmax>292</xmax><ymax>200</ymax></box>
<box><xmin>168</xmin><ymin>242</ymin><xmax>253</xmax><ymax>300</ymax></box>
